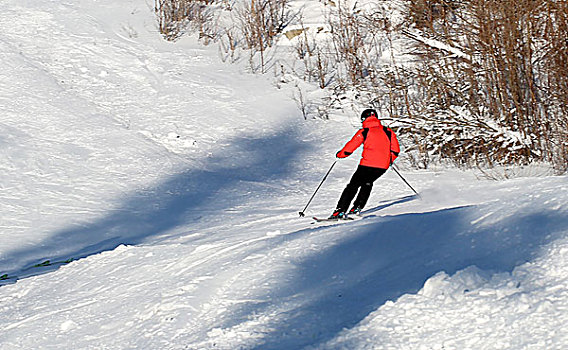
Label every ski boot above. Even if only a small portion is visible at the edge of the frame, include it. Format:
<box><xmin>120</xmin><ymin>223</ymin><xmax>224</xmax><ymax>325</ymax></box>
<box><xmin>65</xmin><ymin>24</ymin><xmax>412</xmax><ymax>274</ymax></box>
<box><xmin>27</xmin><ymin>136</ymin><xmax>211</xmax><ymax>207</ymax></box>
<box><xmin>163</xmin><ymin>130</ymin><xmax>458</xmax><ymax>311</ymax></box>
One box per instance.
<box><xmin>328</xmin><ymin>209</ymin><xmax>347</xmax><ymax>220</ymax></box>
<box><xmin>348</xmin><ymin>206</ymin><xmax>362</xmax><ymax>216</ymax></box>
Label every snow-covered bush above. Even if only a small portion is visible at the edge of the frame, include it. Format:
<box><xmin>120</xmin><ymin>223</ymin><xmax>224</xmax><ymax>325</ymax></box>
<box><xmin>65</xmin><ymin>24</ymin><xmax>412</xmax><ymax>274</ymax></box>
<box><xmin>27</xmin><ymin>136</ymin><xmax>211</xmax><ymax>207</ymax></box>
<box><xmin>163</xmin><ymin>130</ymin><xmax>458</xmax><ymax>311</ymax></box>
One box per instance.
<box><xmin>154</xmin><ymin>0</ymin><xmax>216</xmax><ymax>41</ymax></box>
<box><xmin>236</xmin><ymin>0</ymin><xmax>291</xmax><ymax>72</ymax></box>
<box><xmin>154</xmin><ymin>0</ymin><xmax>567</xmax><ymax>172</ymax></box>
<box><xmin>401</xmin><ymin>0</ymin><xmax>568</xmax><ymax>172</ymax></box>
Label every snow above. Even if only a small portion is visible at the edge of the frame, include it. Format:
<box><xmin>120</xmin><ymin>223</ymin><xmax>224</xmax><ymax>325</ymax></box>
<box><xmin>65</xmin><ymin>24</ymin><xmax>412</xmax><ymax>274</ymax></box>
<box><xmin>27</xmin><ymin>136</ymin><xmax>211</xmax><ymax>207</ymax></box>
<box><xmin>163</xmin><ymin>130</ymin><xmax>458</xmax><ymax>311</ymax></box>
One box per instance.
<box><xmin>402</xmin><ymin>29</ymin><xmax>471</xmax><ymax>61</ymax></box>
<box><xmin>1</xmin><ymin>0</ymin><xmax>568</xmax><ymax>349</ymax></box>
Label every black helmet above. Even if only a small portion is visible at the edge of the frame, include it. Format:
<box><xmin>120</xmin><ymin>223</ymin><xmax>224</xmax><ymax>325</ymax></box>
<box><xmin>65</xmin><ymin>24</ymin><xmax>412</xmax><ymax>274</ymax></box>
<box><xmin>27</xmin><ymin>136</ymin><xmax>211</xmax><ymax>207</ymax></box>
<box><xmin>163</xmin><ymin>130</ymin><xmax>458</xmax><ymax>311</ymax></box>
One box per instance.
<box><xmin>361</xmin><ymin>108</ymin><xmax>378</xmax><ymax>122</ymax></box>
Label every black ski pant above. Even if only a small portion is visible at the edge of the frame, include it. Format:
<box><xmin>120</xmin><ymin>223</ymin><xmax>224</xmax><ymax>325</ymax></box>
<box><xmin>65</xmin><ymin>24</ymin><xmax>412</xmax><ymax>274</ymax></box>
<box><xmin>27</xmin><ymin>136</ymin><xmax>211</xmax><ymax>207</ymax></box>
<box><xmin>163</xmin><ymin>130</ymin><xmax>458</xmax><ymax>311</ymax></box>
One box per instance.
<box><xmin>336</xmin><ymin>165</ymin><xmax>387</xmax><ymax>212</ymax></box>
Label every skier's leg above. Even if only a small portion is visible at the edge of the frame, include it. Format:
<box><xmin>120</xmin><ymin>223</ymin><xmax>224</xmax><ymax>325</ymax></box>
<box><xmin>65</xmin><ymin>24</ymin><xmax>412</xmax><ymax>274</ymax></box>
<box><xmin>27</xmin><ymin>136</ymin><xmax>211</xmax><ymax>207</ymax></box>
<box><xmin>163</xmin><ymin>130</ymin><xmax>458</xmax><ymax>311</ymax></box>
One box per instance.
<box><xmin>336</xmin><ymin>183</ymin><xmax>358</xmax><ymax>213</ymax></box>
<box><xmin>352</xmin><ymin>167</ymin><xmax>387</xmax><ymax>210</ymax></box>
<box><xmin>352</xmin><ymin>182</ymin><xmax>373</xmax><ymax>209</ymax></box>
<box><xmin>335</xmin><ymin>166</ymin><xmax>366</xmax><ymax>212</ymax></box>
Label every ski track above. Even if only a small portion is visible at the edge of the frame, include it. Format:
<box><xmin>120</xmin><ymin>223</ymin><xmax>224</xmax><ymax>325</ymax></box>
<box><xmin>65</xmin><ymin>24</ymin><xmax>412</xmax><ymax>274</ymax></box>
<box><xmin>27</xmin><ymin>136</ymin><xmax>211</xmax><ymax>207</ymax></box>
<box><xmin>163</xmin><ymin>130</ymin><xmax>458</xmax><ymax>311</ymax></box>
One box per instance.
<box><xmin>1</xmin><ymin>0</ymin><xmax>568</xmax><ymax>349</ymax></box>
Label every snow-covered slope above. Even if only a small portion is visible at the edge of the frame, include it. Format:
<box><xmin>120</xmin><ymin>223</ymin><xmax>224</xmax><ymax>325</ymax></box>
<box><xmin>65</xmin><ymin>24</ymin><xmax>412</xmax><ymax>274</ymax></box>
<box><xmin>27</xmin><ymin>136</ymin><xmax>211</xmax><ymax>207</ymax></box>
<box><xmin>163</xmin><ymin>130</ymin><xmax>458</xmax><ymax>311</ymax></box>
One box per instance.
<box><xmin>0</xmin><ymin>0</ymin><xmax>301</xmax><ymax>275</ymax></box>
<box><xmin>1</xmin><ymin>1</ymin><xmax>567</xmax><ymax>349</ymax></box>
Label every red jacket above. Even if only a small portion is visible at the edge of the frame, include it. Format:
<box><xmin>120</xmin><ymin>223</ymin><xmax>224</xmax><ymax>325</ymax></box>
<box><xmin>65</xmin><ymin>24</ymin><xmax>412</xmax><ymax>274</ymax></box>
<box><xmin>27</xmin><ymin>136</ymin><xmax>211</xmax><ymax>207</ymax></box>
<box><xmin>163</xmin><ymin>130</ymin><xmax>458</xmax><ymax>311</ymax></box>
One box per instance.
<box><xmin>336</xmin><ymin>116</ymin><xmax>400</xmax><ymax>169</ymax></box>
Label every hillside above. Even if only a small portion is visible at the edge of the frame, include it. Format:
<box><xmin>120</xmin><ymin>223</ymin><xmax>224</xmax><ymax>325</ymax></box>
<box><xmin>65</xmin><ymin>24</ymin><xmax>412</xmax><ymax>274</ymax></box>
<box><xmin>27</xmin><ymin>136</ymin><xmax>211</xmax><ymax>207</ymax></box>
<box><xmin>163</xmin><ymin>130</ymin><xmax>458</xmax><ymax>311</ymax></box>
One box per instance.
<box><xmin>1</xmin><ymin>0</ymin><xmax>567</xmax><ymax>349</ymax></box>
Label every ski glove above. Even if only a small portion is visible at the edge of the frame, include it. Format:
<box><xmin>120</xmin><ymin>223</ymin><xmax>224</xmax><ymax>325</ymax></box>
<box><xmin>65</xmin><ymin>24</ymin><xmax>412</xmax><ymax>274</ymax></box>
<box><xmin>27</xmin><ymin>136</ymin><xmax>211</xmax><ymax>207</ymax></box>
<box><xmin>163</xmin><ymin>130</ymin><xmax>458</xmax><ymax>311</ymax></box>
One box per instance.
<box><xmin>336</xmin><ymin>150</ymin><xmax>352</xmax><ymax>158</ymax></box>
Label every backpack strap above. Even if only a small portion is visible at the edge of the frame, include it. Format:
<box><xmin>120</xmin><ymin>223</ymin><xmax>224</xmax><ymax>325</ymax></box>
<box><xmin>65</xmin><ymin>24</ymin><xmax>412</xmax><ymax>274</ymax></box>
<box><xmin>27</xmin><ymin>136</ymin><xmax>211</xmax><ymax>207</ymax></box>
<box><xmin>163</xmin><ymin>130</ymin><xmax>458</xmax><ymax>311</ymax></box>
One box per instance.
<box><xmin>383</xmin><ymin>126</ymin><xmax>399</xmax><ymax>163</ymax></box>
<box><xmin>383</xmin><ymin>126</ymin><xmax>392</xmax><ymax>141</ymax></box>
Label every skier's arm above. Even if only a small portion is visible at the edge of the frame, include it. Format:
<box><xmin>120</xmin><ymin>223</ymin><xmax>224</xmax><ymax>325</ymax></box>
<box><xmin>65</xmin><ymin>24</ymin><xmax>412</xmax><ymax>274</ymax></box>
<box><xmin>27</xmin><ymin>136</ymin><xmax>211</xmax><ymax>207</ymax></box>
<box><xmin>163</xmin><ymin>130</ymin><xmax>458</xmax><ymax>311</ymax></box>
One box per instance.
<box><xmin>336</xmin><ymin>130</ymin><xmax>364</xmax><ymax>158</ymax></box>
<box><xmin>389</xmin><ymin>130</ymin><xmax>400</xmax><ymax>163</ymax></box>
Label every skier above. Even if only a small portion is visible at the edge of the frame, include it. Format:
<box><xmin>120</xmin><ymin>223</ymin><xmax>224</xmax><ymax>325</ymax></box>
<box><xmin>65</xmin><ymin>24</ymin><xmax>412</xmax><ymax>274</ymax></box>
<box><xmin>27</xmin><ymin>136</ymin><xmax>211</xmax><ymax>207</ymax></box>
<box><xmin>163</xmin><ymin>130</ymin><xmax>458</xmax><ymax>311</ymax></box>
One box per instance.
<box><xmin>329</xmin><ymin>108</ymin><xmax>400</xmax><ymax>219</ymax></box>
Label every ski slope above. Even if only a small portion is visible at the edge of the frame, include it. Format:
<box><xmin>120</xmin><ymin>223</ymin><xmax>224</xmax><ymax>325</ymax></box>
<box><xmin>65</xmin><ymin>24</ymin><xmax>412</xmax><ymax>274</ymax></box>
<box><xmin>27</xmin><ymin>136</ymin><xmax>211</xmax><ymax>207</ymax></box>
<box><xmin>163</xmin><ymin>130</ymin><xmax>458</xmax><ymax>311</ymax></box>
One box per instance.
<box><xmin>1</xmin><ymin>0</ymin><xmax>567</xmax><ymax>349</ymax></box>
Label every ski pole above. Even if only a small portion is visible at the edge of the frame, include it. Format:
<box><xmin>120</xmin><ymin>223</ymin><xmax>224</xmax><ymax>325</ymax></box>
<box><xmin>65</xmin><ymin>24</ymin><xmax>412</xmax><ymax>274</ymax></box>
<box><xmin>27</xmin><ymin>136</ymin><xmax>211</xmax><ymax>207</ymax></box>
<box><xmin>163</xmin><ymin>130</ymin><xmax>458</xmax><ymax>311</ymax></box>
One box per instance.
<box><xmin>391</xmin><ymin>164</ymin><xmax>421</xmax><ymax>198</ymax></box>
<box><xmin>299</xmin><ymin>161</ymin><xmax>337</xmax><ymax>217</ymax></box>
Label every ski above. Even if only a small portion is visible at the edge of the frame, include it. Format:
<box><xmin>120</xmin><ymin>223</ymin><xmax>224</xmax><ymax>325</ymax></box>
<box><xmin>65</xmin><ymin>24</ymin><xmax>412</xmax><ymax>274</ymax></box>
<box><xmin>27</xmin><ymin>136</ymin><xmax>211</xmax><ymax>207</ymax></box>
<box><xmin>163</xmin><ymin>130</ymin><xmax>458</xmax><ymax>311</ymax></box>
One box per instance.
<box><xmin>312</xmin><ymin>216</ymin><xmax>355</xmax><ymax>222</ymax></box>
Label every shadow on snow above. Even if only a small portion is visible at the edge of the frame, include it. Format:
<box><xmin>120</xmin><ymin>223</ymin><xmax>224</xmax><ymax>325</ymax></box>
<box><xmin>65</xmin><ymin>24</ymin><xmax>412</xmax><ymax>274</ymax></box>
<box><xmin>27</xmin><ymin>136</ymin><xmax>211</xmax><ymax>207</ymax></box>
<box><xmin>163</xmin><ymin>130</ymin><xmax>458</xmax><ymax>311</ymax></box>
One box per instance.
<box><xmin>231</xmin><ymin>199</ymin><xmax>567</xmax><ymax>349</ymax></box>
<box><xmin>3</xmin><ymin>125</ymin><xmax>566</xmax><ymax>349</ymax></box>
<box><xmin>1</xmin><ymin>127</ymin><xmax>310</xmax><ymax>283</ymax></box>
